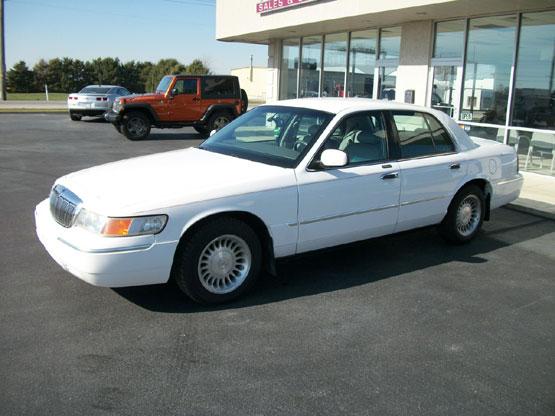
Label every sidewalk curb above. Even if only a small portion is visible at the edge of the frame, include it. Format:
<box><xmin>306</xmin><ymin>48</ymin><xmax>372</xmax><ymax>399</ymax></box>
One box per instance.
<box><xmin>506</xmin><ymin>199</ymin><xmax>555</xmax><ymax>221</ymax></box>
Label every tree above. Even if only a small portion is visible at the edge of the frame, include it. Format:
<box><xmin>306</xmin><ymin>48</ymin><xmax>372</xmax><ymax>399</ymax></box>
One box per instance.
<box><xmin>33</xmin><ymin>59</ymin><xmax>49</xmax><ymax>92</ymax></box>
<box><xmin>7</xmin><ymin>61</ymin><xmax>34</xmax><ymax>93</ymax></box>
<box><xmin>186</xmin><ymin>59</ymin><xmax>210</xmax><ymax>75</ymax></box>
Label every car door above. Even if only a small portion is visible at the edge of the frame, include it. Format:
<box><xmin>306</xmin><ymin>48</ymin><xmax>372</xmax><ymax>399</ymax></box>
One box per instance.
<box><xmin>295</xmin><ymin>111</ymin><xmax>401</xmax><ymax>253</ymax></box>
<box><xmin>390</xmin><ymin>110</ymin><xmax>466</xmax><ymax>232</ymax></box>
<box><xmin>168</xmin><ymin>77</ymin><xmax>202</xmax><ymax>121</ymax></box>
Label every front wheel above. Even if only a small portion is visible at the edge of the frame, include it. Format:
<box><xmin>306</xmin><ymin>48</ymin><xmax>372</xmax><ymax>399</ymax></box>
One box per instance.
<box><xmin>439</xmin><ymin>185</ymin><xmax>484</xmax><ymax>244</ymax></box>
<box><xmin>122</xmin><ymin>111</ymin><xmax>151</xmax><ymax>140</ymax></box>
<box><xmin>172</xmin><ymin>217</ymin><xmax>262</xmax><ymax>304</ymax></box>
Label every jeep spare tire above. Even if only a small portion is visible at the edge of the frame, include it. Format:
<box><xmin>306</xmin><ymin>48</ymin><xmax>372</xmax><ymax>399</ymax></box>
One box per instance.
<box><xmin>240</xmin><ymin>89</ymin><xmax>249</xmax><ymax>114</ymax></box>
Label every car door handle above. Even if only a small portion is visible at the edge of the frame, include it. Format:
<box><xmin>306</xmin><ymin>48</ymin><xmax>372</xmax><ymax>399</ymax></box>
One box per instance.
<box><xmin>381</xmin><ymin>172</ymin><xmax>399</xmax><ymax>180</ymax></box>
<box><xmin>450</xmin><ymin>163</ymin><xmax>461</xmax><ymax>170</ymax></box>
<box><xmin>192</xmin><ymin>97</ymin><xmax>201</xmax><ymax>102</ymax></box>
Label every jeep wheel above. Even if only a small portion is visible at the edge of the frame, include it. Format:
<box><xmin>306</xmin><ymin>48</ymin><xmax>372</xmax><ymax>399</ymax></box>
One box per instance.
<box><xmin>208</xmin><ymin>112</ymin><xmax>232</xmax><ymax>132</ymax></box>
<box><xmin>122</xmin><ymin>111</ymin><xmax>151</xmax><ymax>140</ymax></box>
<box><xmin>69</xmin><ymin>112</ymin><xmax>81</xmax><ymax>121</ymax></box>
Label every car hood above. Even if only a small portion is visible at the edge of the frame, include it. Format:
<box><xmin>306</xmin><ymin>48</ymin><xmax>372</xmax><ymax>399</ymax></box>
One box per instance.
<box><xmin>122</xmin><ymin>93</ymin><xmax>163</xmax><ymax>102</ymax></box>
<box><xmin>55</xmin><ymin>148</ymin><xmax>295</xmax><ymax>215</ymax></box>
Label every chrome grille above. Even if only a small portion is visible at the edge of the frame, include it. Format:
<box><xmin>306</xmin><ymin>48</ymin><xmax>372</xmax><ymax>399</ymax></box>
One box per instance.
<box><xmin>49</xmin><ymin>185</ymin><xmax>82</xmax><ymax>227</ymax></box>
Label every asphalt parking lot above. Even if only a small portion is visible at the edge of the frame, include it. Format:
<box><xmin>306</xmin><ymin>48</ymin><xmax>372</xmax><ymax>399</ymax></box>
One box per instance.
<box><xmin>1</xmin><ymin>113</ymin><xmax>554</xmax><ymax>415</ymax></box>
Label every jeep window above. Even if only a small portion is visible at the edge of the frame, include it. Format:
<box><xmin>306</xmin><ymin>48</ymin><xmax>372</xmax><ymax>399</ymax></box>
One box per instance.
<box><xmin>199</xmin><ymin>105</ymin><xmax>333</xmax><ymax>168</ymax></box>
<box><xmin>155</xmin><ymin>76</ymin><xmax>173</xmax><ymax>93</ymax></box>
<box><xmin>174</xmin><ymin>79</ymin><xmax>197</xmax><ymax>95</ymax></box>
<box><xmin>201</xmin><ymin>77</ymin><xmax>237</xmax><ymax>99</ymax></box>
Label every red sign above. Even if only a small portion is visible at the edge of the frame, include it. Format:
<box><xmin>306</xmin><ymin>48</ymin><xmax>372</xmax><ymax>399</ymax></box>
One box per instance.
<box><xmin>256</xmin><ymin>0</ymin><xmax>319</xmax><ymax>14</ymax></box>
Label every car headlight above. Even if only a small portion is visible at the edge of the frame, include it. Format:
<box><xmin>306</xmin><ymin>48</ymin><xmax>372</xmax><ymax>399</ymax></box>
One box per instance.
<box><xmin>74</xmin><ymin>208</ymin><xmax>167</xmax><ymax>237</ymax></box>
<box><xmin>113</xmin><ymin>99</ymin><xmax>123</xmax><ymax>113</ymax></box>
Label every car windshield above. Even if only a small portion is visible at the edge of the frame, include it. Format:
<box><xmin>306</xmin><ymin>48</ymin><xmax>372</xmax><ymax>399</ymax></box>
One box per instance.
<box><xmin>199</xmin><ymin>106</ymin><xmax>334</xmax><ymax>168</ymax></box>
<box><xmin>79</xmin><ymin>87</ymin><xmax>111</xmax><ymax>94</ymax></box>
<box><xmin>155</xmin><ymin>76</ymin><xmax>173</xmax><ymax>93</ymax></box>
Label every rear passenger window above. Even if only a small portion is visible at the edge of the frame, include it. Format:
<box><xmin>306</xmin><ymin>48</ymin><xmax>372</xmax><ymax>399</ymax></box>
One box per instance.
<box><xmin>393</xmin><ymin>112</ymin><xmax>454</xmax><ymax>158</ymax></box>
<box><xmin>202</xmin><ymin>77</ymin><xmax>237</xmax><ymax>99</ymax></box>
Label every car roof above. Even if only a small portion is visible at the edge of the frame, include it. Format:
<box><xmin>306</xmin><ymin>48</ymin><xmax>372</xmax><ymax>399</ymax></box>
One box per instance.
<box><xmin>269</xmin><ymin>97</ymin><xmax>435</xmax><ymax>115</ymax></box>
<box><xmin>82</xmin><ymin>85</ymin><xmax>121</xmax><ymax>88</ymax></box>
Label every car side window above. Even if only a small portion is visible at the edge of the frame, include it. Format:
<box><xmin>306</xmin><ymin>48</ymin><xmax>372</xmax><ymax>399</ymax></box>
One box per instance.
<box><xmin>120</xmin><ymin>88</ymin><xmax>130</xmax><ymax>96</ymax></box>
<box><xmin>322</xmin><ymin>112</ymin><xmax>389</xmax><ymax>165</ymax></box>
<box><xmin>393</xmin><ymin>111</ymin><xmax>454</xmax><ymax>158</ymax></box>
<box><xmin>173</xmin><ymin>79</ymin><xmax>197</xmax><ymax>95</ymax></box>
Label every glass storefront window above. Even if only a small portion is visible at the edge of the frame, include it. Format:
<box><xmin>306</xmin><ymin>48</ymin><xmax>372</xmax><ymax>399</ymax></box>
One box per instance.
<box><xmin>347</xmin><ymin>30</ymin><xmax>377</xmax><ymax>98</ymax></box>
<box><xmin>378</xmin><ymin>26</ymin><xmax>401</xmax><ymax>100</ymax></box>
<box><xmin>433</xmin><ymin>20</ymin><xmax>465</xmax><ymax>59</ymax></box>
<box><xmin>379</xmin><ymin>27</ymin><xmax>401</xmax><ymax>60</ymax></box>
<box><xmin>431</xmin><ymin>20</ymin><xmax>465</xmax><ymax>117</ymax></box>
<box><xmin>511</xmin><ymin>11</ymin><xmax>555</xmax><ymax>130</ymax></box>
<box><xmin>322</xmin><ymin>33</ymin><xmax>348</xmax><ymax>97</ymax></box>
<box><xmin>510</xmin><ymin>129</ymin><xmax>555</xmax><ymax>176</ymax></box>
<box><xmin>461</xmin><ymin>124</ymin><xmax>505</xmax><ymax>142</ymax></box>
<box><xmin>280</xmin><ymin>38</ymin><xmax>300</xmax><ymax>100</ymax></box>
<box><xmin>461</xmin><ymin>15</ymin><xmax>516</xmax><ymax>125</ymax></box>
<box><xmin>299</xmin><ymin>36</ymin><xmax>322</xmax><ymax>98</ymax></box>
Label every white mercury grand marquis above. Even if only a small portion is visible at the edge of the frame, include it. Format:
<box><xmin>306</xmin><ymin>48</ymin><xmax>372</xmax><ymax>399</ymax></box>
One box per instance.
<box><xmin>35</xmin><ymin>98</ymin><xmax>523</xmax><ymax>304</ymax></box>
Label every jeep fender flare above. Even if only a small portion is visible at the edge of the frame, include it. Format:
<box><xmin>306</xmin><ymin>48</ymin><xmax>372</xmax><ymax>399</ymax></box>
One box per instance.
<box><xmin>121</xmin><ymin>104</ymin><xmax>160</xmax><ymax>124</ymax></box>
<box><xmin>200</xmin><ymin>104</ymin><xmax>238</xmax><ymax>124</ymax></box>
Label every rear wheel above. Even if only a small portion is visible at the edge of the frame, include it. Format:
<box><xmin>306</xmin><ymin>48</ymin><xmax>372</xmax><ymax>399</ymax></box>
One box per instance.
<box><xmin>69</xmin><ymin>112</ymin><xmax>81</xmax><ymax>121</ymax></box>
<box><xmin>122</xmin><ymin>111</ymin><xmax>151</xmax><ymax>140</ymax></box>
<box><xmin>208</xmin><ymin>112</ymin><xmax>232</xmax><ymax>133</ymax></box>
<box><xmin>172</xmin><ymin>217</ymin><xmax>262</xmax><ymax>305</ymax></box>
<box><xmin>439</xmin><ymin>185</ymin><xmax>484</xmax><ymax>244</ymax></box>
<box><xmin>194</xmin><ymin>126</ymin><xmax>209</xmax><ymax>137</ymax></box>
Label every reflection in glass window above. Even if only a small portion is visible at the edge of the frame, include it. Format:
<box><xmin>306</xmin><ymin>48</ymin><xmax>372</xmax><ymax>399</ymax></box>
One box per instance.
<box><xmin>461</xmin><ymin>125</ymin><xmax>505</xmax><ymax>142</ymax></box>
<box><xmin>510</xmin><ymin>129</ymin><xmax>555</xmax><ymax>176</ymax></box>
<box><xmin>300</xmin><ymin>36</ymin><xmax>322</xmax><ymax>98</ymax></box>
<box><xmin>322</xmin><ymin>33</ymin><xmax>348</xmax><ymax>97</ymax></box>
<box><xmin>433</xmin><ymin>20</ymin><xmax>465</xmax><ymax>59</ymax></box>
<box><xmin>432</xmin><ymin>20</ymin><xmax>465</xmax><ymax>117</ymax></box>
<box><xmin>461</xmin><ymin>15</ymin><xmax>516</xmax><ymax>125</ymax></box>
<box><xmin>379</xmin><ymin>67</ymin><xmax>397</xmax><ymax>100</ymax></box>
<box><xmin>379</xmin><ymin>27</ymin><xmax>401</xmax><ymax>60</ymax></box>
<box><xmin>347</xmin><ymin>30</ymin><xmax>377</xmax><ymax>98</ymax></box>
<box><xmin>280</xmin><ymin>39</ymin><xmax>300</xmax><ymax>99</ymax></box>
<box><xmin>393</xmin><ymin>112</ymin><xmax>453</xmax><ymax>157</ymax></box>
<box><xmin>512</xmin><ymin>11</ymin><xmax>555</xmax><ymax>130</ymax></box>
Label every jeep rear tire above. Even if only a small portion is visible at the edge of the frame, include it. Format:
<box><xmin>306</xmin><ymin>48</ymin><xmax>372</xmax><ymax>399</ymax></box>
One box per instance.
<box><xmin>208</xmin><ymin>112</ymin><xmax>232</xmax><ymax>132</ymax></box>
<box><xmin>122</xmin><ymin>111</ymin><xmax>151</xmax><ymax>140</ymax></box>
<box><xmin>194</xmin><ymin>126</ymin><xmax>210</xmax><ymax>137</ymax></box>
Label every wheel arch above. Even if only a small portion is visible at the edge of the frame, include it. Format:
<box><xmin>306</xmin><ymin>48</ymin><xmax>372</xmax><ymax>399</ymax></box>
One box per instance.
<box><xmin>121</xmin><ymin>104</ymin><xmax>158</xmax><ymax>124</ymax></box>
<box><xmin>173</xmin><ymin>209</ymin><xmax>277</xmax><ymax>277</ymax></box>
<box><xmin>453</xmin><ymin>177</ymin><xmax>493</xmax><ymax>221</ymax></box>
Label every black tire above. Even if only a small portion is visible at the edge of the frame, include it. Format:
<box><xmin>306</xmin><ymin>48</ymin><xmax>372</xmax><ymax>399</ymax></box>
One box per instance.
<box><xmin>172</xmin><ymin>217</ymin><xmax>262</xmax><ymax>305</ymax></box>
<box><xmin>240</xmin><ymin>89</ymin><xmax>249</xmax><ymax>114</ymax></box>
<box><xmin>207</xmin><ymin>112</ymin><xmax>232</xmax><ymax>133</ymax></box>
<box><xmin>122</xmin><ymin>111</ymin><xmax>151</xmax><ymax>140</ymax></box>
<box><xmin>439</xmin><ymin>184</ymin><xmax>485</xmax><ymax>244</ymax></box>
<box><xmin>193</xmin><ymin>126</ymin><xmax>209</xmax><ymax>137</ymax></box>
<box><xmin>69</xmin><ymin>112</ymin><xmax>81</xmax><ymax>121</ymax></box>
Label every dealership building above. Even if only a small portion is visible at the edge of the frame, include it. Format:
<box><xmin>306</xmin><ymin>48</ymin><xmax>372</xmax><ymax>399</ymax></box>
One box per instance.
<box><xmin>216</xmin><ymin>0</ymin><xmax>555</xmax><ymax>176</ymax></box>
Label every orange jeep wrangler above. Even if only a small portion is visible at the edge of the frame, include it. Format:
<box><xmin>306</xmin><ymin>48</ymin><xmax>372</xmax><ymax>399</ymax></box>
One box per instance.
<box><xmin>105</xmin><ymin>75</ymin><xmax>248</xmax><ymax>140</ymax></box>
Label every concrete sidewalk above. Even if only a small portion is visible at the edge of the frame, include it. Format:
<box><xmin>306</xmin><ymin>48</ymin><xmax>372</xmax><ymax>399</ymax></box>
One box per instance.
<box><xmin>508</xmin><ymin>172</ymin><xmax>555</xmax><ymax>220</ymax></box>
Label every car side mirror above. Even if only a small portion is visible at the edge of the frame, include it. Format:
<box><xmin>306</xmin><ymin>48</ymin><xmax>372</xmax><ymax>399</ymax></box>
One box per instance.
<box><xmin>320</xmin><ymin>149</ymin><xmax>348</xmax><ymax>168</ymax></box>
<box><xmin>170</xmin><ymin>88</ymin><xmax>178</xmax><ymax>97</ymax></box>
<box><xmin>210</xmin><ymin>129</ymin><xmax>217</xmax><ymax>137</ymax></box>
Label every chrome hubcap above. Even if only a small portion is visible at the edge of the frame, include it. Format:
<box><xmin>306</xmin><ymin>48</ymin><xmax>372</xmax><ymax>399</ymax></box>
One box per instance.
<box><xmin>198</xmin><ymin>234</ymin><xmax>251</xmax><ymax>294</ymax></box>
<box><xmin>213</xmin><ymin>116</ymin><xmax>230</xmax><ymax>130</ymax></box>
<box><xmin>127</xmin><ymin>117</ymin><xmax>146</xmax><ymax>136</ymax></box>
<box><xmin>456</xmin><ymin>195</ymin><xmax>481</xmax><ymax>237</ymax></box>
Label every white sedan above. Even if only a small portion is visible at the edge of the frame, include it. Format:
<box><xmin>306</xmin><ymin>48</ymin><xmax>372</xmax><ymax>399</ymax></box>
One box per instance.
<box><xmin>35</xmin><ymin>99</ymin><xmax>523</xmax><ymax>304</ymax></box>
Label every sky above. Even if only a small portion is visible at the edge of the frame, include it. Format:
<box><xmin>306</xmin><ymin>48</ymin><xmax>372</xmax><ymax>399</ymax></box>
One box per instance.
<box><xmin>4</xmin><ymin>0</ymin><xmax>268</xmax><ymax>73</ymax></box>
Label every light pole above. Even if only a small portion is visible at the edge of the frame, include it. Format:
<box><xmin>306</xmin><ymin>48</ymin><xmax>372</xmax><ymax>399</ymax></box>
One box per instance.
<box><xmin>0</xmin><ymin>0</ymin><xmax>6</xmax><ymax>100</ymax></box>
